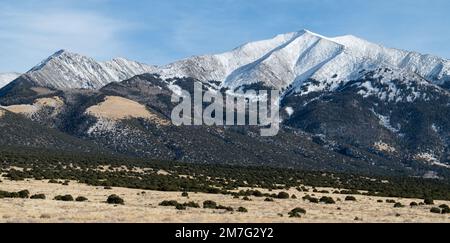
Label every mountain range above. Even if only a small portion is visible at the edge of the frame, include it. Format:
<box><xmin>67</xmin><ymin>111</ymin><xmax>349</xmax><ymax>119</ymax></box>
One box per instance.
<box><xmin>1</xmin><ymin>29</ymin><xmax>449</xmax><ymax>179</ymax></box>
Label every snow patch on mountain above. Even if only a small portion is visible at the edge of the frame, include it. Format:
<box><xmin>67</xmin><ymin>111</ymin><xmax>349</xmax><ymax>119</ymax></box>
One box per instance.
<box><xmin>414</xmin><ymin>152</ymin><xmax>450</xmax><ymax>168</ymax></box>
<box><xmin>285</xmin><ymin>107</ymin><xmax>294</xmax><ymax>116</ymax></box>
<box><xmin>343</xmin><ymin>67</ymin><xmax>448</xmax><ymax>102</ymax></box>
<box><xmin>370</xmin><ymin>109</ymin><xmax>400</xmax><ymax>133</ymax></box>
<box><xmin>0</xmin><ymin>72</ymin><xmax>21</xmax><ymax>88</ymax></box>
<box><xmin>374</xmin><ymin>141</ymin><xmax>396</xmax><ymax>153</ymax></box>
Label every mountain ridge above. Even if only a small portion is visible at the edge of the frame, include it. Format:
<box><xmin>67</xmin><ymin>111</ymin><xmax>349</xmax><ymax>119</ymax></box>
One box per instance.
<box><xmin>21</xmin><ymin>49</ymin><xmax>157</xmax><ymax>89</ymax></box>
<box><xmin>6</xmin><ymin>29</ymin><xmax>450</xmax><ymax>93</ymax></box>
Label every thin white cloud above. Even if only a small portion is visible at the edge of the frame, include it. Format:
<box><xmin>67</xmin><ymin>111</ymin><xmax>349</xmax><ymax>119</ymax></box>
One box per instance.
<box><xmin>0</xmin><ymin>7</ymin><xmax>134</xmax><ymax>72</ymax></box>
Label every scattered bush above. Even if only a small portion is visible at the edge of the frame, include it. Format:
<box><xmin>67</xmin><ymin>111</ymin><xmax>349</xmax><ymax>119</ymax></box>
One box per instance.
<box><xmin>430</xmin><ymin>207</ymin><xmax>441</xmax><ymax>214</ymax></box>
<box><xmin>48</xmin><ymin>179</ymin><xmax>58</xmax><ymax>184</ymax></box>
<box><xmin>181</xmin><ymin>192</ymin><xmax>189</xmax><ymax>197</ymax></box>
<box><xmin>393</xmin><ymin>202</ymin><xmax>404</xmax><ymax>208</ymax></box>
<box><xmin>438</xmin><ymin>204</ymin><xmax>449</xmax><ymax>209</ymax></box>
<box><xmin>0</xmin><ymin>191</ymin><xmax>15</xmax><ymax>198</ymax></box>
<box><xmin>107</xmin><ymin>194</ymin><xmax>124</xmax><ymax>205</ymax></box>
<box><xmin>104</xmin><ymin>186</ymin><xmax>112</xmax><ymax>190</ymax></box>
<box><xmin>253</xmin><ymin>190</ymin><xmax>263</xmax><ymax>197</ymax></box>
<box><xmin>377</xmin><ymin>200</ymin><xmax>383</xmax><ymax>203</ymax></box>
<box><xmin>319</xmin><ymin>196</ymin><xmax>335</xmax><ymax>204</ymax></box>
<box><xmin>264</xmin><ymin>197</ymin><xmax>274</xmax><ymax>202</ymax></box>
<box><xmin>424</xmin><ymin>198</ymin><xmax>434</xmax><ymax>205</ymax></box>
<box><xmin>76</xmin><ymin>196</ymin><xmax>88</xmax><ymax>202</ymax></box>
<box><xmin>30</xmin><ymin>194</ymin><xmax>46</xmax><ymax>200</ymax></box>
<box><xmin>233</xmin><ymin>195</ymin><xmax>240</xmax><ymax>199</ymax></box>
<box><xmin>217</xmin><ymin>205</ymin><xmax>234</xmax><ymax>212</ymax></box>
<box><xmin>441</xmin><ymin>207</ymin><xmax>450</xmax><ymax>214</ymax></box>
<box><xmin>237</xmin><ymin>207</ymin><xmax>248</xmax><ymax>213</ymax></box>
<box><xmin>184</xmin><ymin>201</ymin><xmax>200</xmax><ymax>208</ymax></box>
<box><xmin>410</xmin><ymin>202</ymin><xmax>418</xmax><ymax>207</ymax></box>
<box><xmin>176</xmin><ymin>204</ymin><xmax>187</xmax><ymax>210</ymax></box>
<box><xmin>386</xmin><ymin>199</ymin><xmax>396</xmax><ymax>203</ymax></box>
<box><xmin>40</xmin><ymin>214</ymin><xmax>51</xmax><ymax>219</ymax></box>
<box><xmin>291</xmin><ymin>207</ymin><xmax>306</xmax><ymax>214</ymax></box>
<box><xmin>302</xmin><ymin>195</ymin><xmax>319</xmax><ymax>203</ymax></box>
<box><xmin>288</xmin><ymin>207</ymin><xmax>306</xmax><ymax>218</ymax></box>
<box><xmin>0</xmin><ymin>190</ymin><xmax>32</xmax><ymax>199</ymax></box>
<box><xmin>159</xmin><ymin>200</ymin><xmax>179</xmax><ymax>207</ymax></box>
<box><xmin>54</xmin><ymin>195</ymin><xmax>74</xmax><ymax>201</ymax></box>
<box><xmin>203</xmin><ymin>200</ymin><xmax>217</xmax><ymax>209</ymax></box>
<box><xmin>17</xmin><ymin>190</ymin><xmax>30</xmax><ymax>198</ymax></box>
<box><xmin>291</xmin><ymin>194</ymin><xmax>297</xmax><ymax>199</ymax></box>
<box><xmin>345</xmin><ymin>196</ymin><xmax>357</xmax><ymax>201</ymax></box>
<box><xmin>277</xmin><ymin>192</ymin><xmax>290</xmax><ymax>199</ymax></box>
<box><xmin>242</xmin><ymin>196</ymin><xmax>252</xmax><ymax>201</ymax></box>
<box><xmin>439</xmin><ymin>204</ymin><xmax>450</xmax><ymax>214</ymax></box>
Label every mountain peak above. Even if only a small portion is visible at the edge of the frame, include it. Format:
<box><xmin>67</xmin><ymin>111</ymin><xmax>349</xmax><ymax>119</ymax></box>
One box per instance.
<box><xmin>29</xmin><ymin>49</ymin><xmax>79</xmax><ymax>72</ymax></box>
<box><xmin>53</xmin><ymin>49</ymin><xmax>68</xmax><ymax>56</ymax></box>
<box><xmin>299</xmin><ymin>29</ymin><xmax>328</xmax><ymax>38</ymax></box>
<box><xmin>24</xmin><ymin>50</ymin><xmax>156</xmax><ymax>90</ymax></box>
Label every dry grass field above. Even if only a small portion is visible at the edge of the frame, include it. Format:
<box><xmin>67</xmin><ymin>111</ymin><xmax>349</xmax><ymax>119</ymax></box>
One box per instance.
<box><xmin>1</xmin><ymin>178</ymin><xmax>449</xmax><ymax>223</ymax></box>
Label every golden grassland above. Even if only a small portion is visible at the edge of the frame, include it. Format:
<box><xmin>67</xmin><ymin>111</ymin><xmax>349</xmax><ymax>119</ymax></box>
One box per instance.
<box><xmin>1</xmin><ymin>178</ymin><xmax>449</xmax><ymax>223</ymax></box>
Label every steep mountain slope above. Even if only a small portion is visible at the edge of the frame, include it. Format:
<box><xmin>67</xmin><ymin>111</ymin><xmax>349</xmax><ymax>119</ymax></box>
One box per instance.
<box><xmin>22</xmin><ymin>50</ymin><xmax>157</xmax><ymax>89</ymax></box>
<box><xmin>0</xmin><ymin>107</ymin><xmax>107</xmax><ymax>153</ymax></box>
<box><xmin>0</xmin><ymin>72</ymin><xmax>20</xmax><ymax>89</ymax></box>
<box><xmin>283</xmin><ymin>67</ymin><xmax>450</xmax><ymax>171</ymax></box>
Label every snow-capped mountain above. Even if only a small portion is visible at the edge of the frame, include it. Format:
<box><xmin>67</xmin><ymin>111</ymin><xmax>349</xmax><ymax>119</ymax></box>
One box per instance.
<box><xmin>15</xmin><ymin>30</ymin><xmax>450</xmax><ymax>94</ymax></box>
<box><xmin>1</xmin><ymin>29</ymin><xmax>450</xmax><ymax>177</ymax></box>
<box><xmin>23</xmin><ymin>50</ymin><xmax>157</xmax><ymax>89</ymax></box>
<box><xmin>0</xmin><ymin>72</ymin><xmax>21</xmax><ymax>88</ymax></box>
<box><xmin>160</xmin><ymin>30</ymin><xmax>450</xmax><ymax>93</ymax></box>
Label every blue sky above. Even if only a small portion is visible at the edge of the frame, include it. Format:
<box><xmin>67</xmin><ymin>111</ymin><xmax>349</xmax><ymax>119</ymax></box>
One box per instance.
<box><xmin>1</xmin><ymin>0</ymin><xmax>450</xmax><ymax>72</ymax></box>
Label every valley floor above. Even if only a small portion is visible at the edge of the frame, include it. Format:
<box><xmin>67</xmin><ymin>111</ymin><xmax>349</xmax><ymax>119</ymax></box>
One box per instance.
<box><xmin>1</xmin><ymin>178</ymin><xmax>449</xmax><ymax>223</ymax></box>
